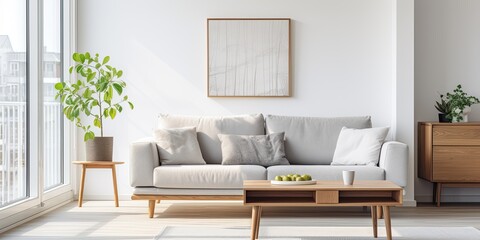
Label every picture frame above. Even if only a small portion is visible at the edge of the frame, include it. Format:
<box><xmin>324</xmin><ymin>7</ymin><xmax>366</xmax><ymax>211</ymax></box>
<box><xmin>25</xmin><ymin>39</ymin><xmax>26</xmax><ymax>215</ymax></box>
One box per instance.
<box><xmin>207</xmin><ymin>18</ymin><xmax>291</xmax><ymax>97</ymax></box>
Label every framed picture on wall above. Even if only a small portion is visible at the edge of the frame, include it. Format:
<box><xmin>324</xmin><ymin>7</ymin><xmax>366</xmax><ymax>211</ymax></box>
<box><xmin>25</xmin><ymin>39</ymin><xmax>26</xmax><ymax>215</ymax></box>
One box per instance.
<box><xmin>207</xmin><ymin>18</ymin><xmax>291</xmax><ymax>97</ymax></box>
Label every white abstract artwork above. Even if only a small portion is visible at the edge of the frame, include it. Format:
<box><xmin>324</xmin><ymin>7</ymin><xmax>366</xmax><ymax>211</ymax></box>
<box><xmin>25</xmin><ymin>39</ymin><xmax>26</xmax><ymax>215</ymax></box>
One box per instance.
<box><xmin>208</xmin><ymin>19</ymin><xmax>290</xmax><ymax>97</ymax></box>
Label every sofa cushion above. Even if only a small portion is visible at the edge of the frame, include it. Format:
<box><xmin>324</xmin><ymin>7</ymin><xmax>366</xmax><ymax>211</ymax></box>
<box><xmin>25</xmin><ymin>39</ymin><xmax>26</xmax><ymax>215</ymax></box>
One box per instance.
<box><xmin>158</xmin><ymin>114</ymin><xmax>265</xmax><ymax>164</ymax></box>
<box><xmin>218</xmin><ymin>132</ymin><xmax>289</xmax><ymax>167</ymax></box>
<box><xmin>267</xmin><ymin>165</ymin><xmax>385</xmax><ymax>181</ymax></box>
<box><xmin>265</xmin><ymin>115</ymin><xmax>372</xmax><ymax>164</ymax></box>
<box><xmin>153</xmin><ymin>165</ymin><xmax>266</xmax><ymax>189</ymax></box>
<box><xmin>154</xmin><ymin>127</ymin><xmax>206</xmax><ymax>165</ymax></box>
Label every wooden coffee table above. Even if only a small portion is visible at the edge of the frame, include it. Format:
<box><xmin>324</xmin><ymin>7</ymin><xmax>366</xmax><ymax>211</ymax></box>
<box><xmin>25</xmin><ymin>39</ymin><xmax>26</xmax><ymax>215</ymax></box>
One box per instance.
<box><xmin>243</xmin><ymin>180</ymin><xmax>403</xmax><ymax>240</ymax></box>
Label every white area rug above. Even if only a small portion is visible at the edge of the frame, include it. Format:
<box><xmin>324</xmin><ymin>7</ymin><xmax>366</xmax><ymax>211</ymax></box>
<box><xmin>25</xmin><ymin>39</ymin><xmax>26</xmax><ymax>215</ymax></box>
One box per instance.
<box><xmin>154</xmin><ymin>226</ymin><xmax>480</xmax><ymax>240</ymax></box>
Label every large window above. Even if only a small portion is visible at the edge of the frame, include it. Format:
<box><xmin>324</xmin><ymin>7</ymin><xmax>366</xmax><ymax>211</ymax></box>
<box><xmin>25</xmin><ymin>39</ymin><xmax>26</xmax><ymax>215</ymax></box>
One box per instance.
<box><xmin>0</xmin><ymin>0</ymin><xmax>28</xmax><ymax>208</ymax></box>
<box><xmin>43</xmin><ymin>0</ymin><xmax>63</xmax><ymax>191</ymax></box>
<box><xmin>0</xmin><ymin>0</ymin><xmax>71</xmax><ymax>222</ymax></box>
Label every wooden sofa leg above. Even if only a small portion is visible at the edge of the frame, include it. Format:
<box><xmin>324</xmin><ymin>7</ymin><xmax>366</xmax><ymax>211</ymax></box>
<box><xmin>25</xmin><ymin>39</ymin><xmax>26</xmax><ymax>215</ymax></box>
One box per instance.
<box><xmin>148</xmin><ymin>200</ymin><xmax>156</xmax><ymax>218</ymax></box>
<box><xmin>157</xmin><ymin>200</ymin><xmax>161</xmax><ymax>204</ymax></box>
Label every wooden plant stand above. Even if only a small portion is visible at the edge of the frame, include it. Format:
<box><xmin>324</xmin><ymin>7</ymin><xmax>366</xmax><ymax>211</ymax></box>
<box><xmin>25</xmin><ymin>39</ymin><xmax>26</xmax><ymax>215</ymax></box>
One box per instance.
<box><xmin>73</xmin><ymin>161</ymin><xmax>124</xmax><ymax>207</ymax></box>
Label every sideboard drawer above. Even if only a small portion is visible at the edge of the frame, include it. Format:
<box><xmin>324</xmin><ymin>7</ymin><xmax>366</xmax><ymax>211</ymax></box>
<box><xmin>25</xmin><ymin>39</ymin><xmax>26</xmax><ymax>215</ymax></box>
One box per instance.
<box><xmin>433</xmin><ymin>126</ymin><xmax>480</xmax><ymax>145</ymax></box>
<box><xmin>433</xmin><ymin>146</ymin><xmax>480</xmax><ymax>182</ymax></box>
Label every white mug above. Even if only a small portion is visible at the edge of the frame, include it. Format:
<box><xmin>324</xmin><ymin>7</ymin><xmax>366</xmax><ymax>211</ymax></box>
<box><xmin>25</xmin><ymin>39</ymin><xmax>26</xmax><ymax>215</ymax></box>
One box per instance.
<box><xmin>343</xmin><ymin>170</ymin><xmax>355</xmax><ymax>185</ymax></box>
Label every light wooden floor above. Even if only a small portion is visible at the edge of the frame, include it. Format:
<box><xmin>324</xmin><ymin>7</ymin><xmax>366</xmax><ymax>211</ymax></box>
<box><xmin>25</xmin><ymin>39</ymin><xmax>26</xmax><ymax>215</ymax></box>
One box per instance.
<box><xmin>2</xmin><ymin>201</ymin><xmax>480</xmax><ymax>239</ymax></box>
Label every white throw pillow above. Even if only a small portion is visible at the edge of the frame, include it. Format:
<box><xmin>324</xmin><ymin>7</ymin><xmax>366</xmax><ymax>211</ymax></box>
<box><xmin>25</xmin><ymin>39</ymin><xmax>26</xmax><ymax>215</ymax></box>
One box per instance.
<box><xmin>331</xmin><ymin>127</ymin><xmax>389</xmax><ymax>166</ymax></box>
<box><xmin>154</xmin><ymin>127</ymin><xmax>206</xmax><ymax>165</ymax></box>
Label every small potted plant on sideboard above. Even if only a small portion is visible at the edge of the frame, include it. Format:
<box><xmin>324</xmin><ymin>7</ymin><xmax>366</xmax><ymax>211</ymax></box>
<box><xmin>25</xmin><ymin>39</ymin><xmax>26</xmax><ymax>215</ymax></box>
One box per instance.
<box><xmin>55</xmin><ymin>52</ymin><xmax>134</xmax><ymax>161</ymax></box>
<box><xmin>435</xmin><ymin>85</ymin><xmax>479</xmax><ymax>122</ymax></box>
<box><xmin>435</xmin><ymin>94</ymin><xmax>451</xmax><ymax>122</ymax></box>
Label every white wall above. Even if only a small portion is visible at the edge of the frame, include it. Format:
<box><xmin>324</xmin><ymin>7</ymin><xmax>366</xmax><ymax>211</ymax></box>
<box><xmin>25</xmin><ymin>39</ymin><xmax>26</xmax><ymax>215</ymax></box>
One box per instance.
<box><xmin>395</xmin><ymin>0</ymin><xmax>415</xmax><ymax>206</ymax></box>
<box><xmin>77</xmin><ymin>0</ymin><xmax>414</xmax><ymax>203</ymax></box>
<box><xmin>415</xmin><ymin>0</ymin><xmax>480</xmax><ymax>202</ymax></box>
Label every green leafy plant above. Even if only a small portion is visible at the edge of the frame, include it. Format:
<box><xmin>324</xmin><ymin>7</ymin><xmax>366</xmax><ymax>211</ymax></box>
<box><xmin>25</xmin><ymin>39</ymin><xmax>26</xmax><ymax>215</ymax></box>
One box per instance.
<box><xmin>55</xmin><ymin>52</ymin><xmax>134</xmax><ymax>141</ymax></box>
<box><xmin>443</xmin><ymin>85</ymin><xmax>479</xmax><ymax>122</ymax></box>
<box><xmin>435</xmin><ymin>95</ymin><xmax>451</xmax><ymax>114</ymax></box>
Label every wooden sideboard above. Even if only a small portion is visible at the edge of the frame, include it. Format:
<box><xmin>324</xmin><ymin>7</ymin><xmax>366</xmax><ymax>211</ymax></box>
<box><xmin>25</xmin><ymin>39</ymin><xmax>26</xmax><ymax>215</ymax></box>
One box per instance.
<box><xmin>418</xmin><ymin>122</ymin><xmax>480</xmax><ymax>206</ymax></box>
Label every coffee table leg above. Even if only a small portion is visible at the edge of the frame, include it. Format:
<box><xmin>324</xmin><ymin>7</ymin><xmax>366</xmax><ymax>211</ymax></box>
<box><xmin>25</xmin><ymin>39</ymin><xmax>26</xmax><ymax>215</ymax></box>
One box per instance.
<box><xmin>251</xmin><ymin>206</ymin><xmax>259</xmax><ymax>240</ymax></box>
<box><xmin>255</xmin><ymin>206</ymin><xmax>262</xmax><ymax>239</ymax></box>
<box><xmin>377</xmin><ymin>206</ymin><xmax>383</xmax><ymax>219</ymax></box>
<box><xmin>371</xmin><ymin>206</ymin><xmax>378</xmax><ymax>238</ymax></box>
<box><xmin>383</xmin><ymin>206</ymin><xmax>392</xmax><ymax>240</ymax></box>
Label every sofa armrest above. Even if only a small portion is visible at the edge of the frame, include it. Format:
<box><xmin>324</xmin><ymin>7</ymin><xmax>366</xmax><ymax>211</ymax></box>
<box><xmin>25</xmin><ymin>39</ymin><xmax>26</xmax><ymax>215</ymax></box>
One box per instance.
<box><xmin>129</xmin><ymin>138</ymin><xmax>159</xmax><ymax>187</ymax></box>
<box><xmin>378</xmin><ymin>141</ymin><xmax>408</xmax><ymax>187</ymax></box>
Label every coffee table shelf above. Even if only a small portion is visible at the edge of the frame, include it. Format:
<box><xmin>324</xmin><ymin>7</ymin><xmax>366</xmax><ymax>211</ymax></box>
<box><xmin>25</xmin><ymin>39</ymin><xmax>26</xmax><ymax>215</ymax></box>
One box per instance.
<box><xmin>245</xmin><ymin>190</ymin><xmax>315</xmax><ymax>204</ymax></box>
<box><xmin>338</xmin><ymin>190</ymin><xmax>401</xmax><ymax>204</ymax></box>
<box><xmin>339</xmin><ymin>197</ymin><xmax>397</xmax><ymax>204</ymax></box>
<box><xmin>244</xmin><ymin>189</ymin><xmax>401</xmax><ymax>206</ymax></box>
<box><xmin>246</xmin><ymin>196</ymin><xmax>316</xmax><ymax>204</ymax></box>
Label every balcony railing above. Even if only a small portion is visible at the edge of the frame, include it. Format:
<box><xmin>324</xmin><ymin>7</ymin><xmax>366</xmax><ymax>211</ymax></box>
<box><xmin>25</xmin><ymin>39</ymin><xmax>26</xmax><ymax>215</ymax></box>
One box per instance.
<box><xmin>0</xmin><ymin>102</ymin><xmax>26</xmax><ymax>207</ymax></box>
<box><xmin>44</xmin><ymin>102</ymin><xmax>63</xmax><ymax>190</ymax></box>
<box><xmin>0</xmin><ymin>102</ymin><xmax>62</xmax><ymax>207</ymax></box>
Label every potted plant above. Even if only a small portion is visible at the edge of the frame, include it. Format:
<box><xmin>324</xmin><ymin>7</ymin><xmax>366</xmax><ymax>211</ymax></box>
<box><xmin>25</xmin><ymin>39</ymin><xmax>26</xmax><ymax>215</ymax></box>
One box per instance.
<box><xmin>435</xmin><ymin>94</ymin><xmax>451</xmax><ymax>122</ymax></box>
<box><xmin>439</xmin><ymin>85</ymin><xmax>479</xmax><ymax>123</ymax></box>
<box><xmin>55</xmin><ymin>52</ymin><xmax>134</xmax><ymax>161</ymax></box>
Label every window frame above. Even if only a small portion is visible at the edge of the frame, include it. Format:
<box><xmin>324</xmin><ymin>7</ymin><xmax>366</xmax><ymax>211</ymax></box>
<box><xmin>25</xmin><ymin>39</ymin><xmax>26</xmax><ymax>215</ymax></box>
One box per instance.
<box><xmin>0</xmin><ymin>0</ymin><xmax>75</xmax><ymax>231</ymax></box>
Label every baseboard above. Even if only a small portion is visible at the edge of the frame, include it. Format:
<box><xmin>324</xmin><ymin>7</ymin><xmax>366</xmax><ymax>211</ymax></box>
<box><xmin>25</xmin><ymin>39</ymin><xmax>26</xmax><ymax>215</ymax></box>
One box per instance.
<box><xmin>403</xmin><ymin>199</ymin><xmax>417</xmax><ymax>207</ymax></box>
<box><xmin>75</xmin><ymin>194</ymin><xmax>133</xmax><ymax>201</ymax></box>
<box><xmin>0</xmin><ymin>191</ymin><xmax>73</xmax><ymax>233</ymax></box>
<box><xmin>77</xmin><ymin>194</ymin><xmax>244</xmax><ymax>201</ymax></box>
<box><xmin>416</xmin><ymin>194</ymin><xmax>480</xmax><ymax>203</ymax></box>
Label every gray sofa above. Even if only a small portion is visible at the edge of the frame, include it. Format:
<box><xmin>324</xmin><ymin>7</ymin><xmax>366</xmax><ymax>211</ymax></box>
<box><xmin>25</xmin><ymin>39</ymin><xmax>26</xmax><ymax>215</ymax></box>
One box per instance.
<box><xmin>130</xmin><ymin>114</ymin><xmax>408</xmax><ymax>217</ymax></box>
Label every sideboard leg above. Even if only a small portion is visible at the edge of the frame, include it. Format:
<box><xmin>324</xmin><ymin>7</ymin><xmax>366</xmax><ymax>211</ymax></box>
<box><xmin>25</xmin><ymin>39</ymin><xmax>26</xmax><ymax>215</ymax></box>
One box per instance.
<box><xmin>436</xmin><ymin>183</ymin><xmax>442</xmax><ymax>207</ymax></box>
<box><xmin>432</xmin><ymin>182</ymin><xmax>437</xmax><ymax>205</ymax></box>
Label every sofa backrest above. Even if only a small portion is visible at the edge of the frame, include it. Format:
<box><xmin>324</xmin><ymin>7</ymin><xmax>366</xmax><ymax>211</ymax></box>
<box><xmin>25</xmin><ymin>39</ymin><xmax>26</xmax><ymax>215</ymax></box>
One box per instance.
<box><xmin>158</xmin><ymin>114</ymin><xmax>265</xmax><ymax>164</ymax></box>
<box><xmin>265</xmin><ymin>115</ymin><xmax>372</xmax><ymax>165</ymax></box>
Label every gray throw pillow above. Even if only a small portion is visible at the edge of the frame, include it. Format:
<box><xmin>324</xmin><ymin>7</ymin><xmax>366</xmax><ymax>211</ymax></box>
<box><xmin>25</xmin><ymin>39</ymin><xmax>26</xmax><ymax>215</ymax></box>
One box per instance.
<box><xmin>218</xmin><ymin>132</ymin><xmax>289</xmax><ymax>167</ymax></box>
<box><xmin>154</xmin><ymin>127</ymin><xmax>206</xmax><ymax>165</ymax></box>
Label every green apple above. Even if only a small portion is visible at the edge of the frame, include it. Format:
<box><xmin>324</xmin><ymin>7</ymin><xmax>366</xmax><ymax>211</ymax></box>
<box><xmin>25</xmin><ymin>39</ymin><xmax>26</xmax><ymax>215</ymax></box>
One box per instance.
<box><xmin>275</xmin><ymin>176</ymin><xmax>283</xmax><ymax>181</ymax></box>
<box><xmin>302</xmin><ymin>174</ymin><xmax>312</xmax><ymax>180</ymax></box>
<box><xmin>296</xmin><ymin>177</ymin><xmax>305</xmax><ymax>181</ymax></box>
<box><xmin>283</xmin><ymin>176</ymin><xmax>292</xmax><ymax>181</ymax></box>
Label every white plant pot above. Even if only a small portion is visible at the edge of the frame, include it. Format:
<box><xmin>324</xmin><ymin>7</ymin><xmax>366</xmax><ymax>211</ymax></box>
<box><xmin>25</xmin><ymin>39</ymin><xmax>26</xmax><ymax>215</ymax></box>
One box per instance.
<box><xmin>451</xmin><ymin>106</ymin><xmax>472</xmax><ymax>123</ymax></box>
<box><xmin>463</xmin><ymin>106</ymin><xmax>471</xmax><ymax>122</ymax></box>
